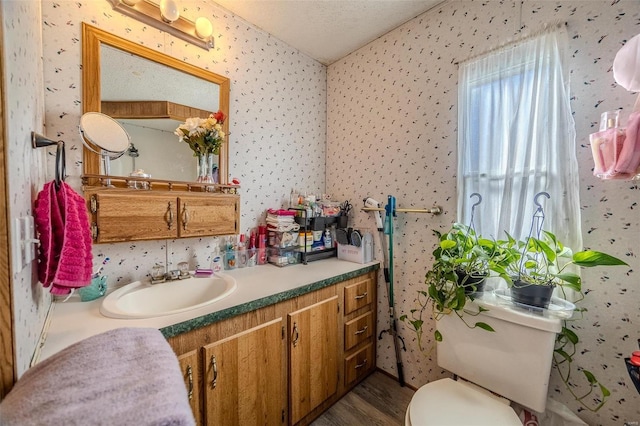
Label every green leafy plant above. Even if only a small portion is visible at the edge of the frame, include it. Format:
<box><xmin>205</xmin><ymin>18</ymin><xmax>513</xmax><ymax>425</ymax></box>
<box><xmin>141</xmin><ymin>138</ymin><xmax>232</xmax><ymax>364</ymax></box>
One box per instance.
<box><xmin>401</xmin><ymin>223</ymin><xmax>508</xmax><ymax>349</ymax></box>
<box><xmin>404</xmin><ymin>226</ymin><xmax>628</xmax><ymax>412</ymax></box>
<box><xmin>493</xmin><ymin>230</ymin><xmax>626</xmax><ymax>291</ymax></box>
<box><xmin>493</xmin><ymin>230</ymin><xmax>628</xmax><ymax>412</ymax></box>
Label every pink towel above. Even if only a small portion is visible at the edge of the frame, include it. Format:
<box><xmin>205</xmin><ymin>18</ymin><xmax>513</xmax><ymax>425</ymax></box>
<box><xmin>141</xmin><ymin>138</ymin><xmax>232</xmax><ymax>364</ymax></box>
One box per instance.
<box><xmin>34</xmin><ymin>181</ymin><xmax>93</xmax><ymax>294</ymax></box>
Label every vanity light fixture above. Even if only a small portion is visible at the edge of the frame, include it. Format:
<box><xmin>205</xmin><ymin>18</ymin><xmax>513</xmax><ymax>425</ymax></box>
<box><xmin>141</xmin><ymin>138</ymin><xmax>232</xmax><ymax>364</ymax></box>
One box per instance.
<box><xmin>108</xmin><ymin>0</ymin><xmax>214</xmax><ymax>50</ymax></box>
<box><xmin>159</xmin><ymin>0</ymin><xmax>179</xmax><ymax>23</ymax></box>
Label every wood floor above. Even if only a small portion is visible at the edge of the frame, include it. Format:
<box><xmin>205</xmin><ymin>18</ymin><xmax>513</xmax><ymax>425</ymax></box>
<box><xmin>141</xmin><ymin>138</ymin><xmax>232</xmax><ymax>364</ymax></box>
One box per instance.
<box><xmin>311</xmin><ymin>371</ymin><xmax>415</xmax><ymax>426</ymax></box>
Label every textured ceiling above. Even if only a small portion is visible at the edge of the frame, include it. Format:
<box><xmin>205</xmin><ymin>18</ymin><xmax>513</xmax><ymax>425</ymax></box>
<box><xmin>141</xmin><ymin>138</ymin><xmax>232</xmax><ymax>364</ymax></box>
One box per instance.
<box><xmin>212</xmin><ymin>0</ymin><xmax>446</xmax><ymax>65</ymax></box>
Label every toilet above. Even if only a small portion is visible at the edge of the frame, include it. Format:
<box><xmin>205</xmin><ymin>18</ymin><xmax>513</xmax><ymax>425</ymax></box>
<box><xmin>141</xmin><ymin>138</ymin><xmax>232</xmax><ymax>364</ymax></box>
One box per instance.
<box><xmin>405</xmin><ymin>293</ymin><xmax>562</xmax><ymax>425</ymax></box>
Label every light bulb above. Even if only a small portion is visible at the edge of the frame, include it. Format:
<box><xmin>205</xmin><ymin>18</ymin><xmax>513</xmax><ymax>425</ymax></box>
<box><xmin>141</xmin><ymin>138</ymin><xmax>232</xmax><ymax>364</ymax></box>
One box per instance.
<box><xmin>159</xmin><ymin>0</ymin><xmax>179</xmax><ymax>23</ymax></box>
<box><xmin>195</xmin><ymin>17</ymin><xmax>213</xmax><ymax>39</ymax></box>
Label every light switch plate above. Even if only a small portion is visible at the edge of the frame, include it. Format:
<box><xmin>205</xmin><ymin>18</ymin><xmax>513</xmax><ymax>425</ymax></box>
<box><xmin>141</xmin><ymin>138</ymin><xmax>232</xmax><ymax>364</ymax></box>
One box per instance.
<box><xmin>11</xmin><ymin>216</ymin><xmax>37</xmax><ymax>272</ymax></box>
<box><xmin>12</xmin><ymin>218</ymin><xmax>23</xmax><ymax>273</ymax></box>
<box><xmin>24</xmin><ymin>215</ymin><xmax>36</xmax><ymax>263</ymax></box>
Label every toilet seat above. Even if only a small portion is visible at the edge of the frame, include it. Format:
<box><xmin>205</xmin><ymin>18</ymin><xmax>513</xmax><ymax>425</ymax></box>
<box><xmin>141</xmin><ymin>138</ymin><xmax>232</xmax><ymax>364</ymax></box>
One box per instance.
<box><xmin>406</xmin><ymin>378</ymin><xmax>522</xmax><ymax>426</ymax></box>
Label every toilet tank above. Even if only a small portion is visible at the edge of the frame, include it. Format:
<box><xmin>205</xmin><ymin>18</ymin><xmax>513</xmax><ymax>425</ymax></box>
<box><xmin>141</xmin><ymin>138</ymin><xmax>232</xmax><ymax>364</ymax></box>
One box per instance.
<box><xmin>436</xmin><ymin>292</ymin><xmax>562</xmax><ymax>413</ymax></box>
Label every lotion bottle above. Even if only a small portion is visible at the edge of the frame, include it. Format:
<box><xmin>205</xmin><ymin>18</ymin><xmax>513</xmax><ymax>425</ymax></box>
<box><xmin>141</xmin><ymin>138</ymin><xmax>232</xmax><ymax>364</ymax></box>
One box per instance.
<box><xmin>323</xmin><ymin>228</ymin><xmax>332</xmax><ymax>249</ymax></box>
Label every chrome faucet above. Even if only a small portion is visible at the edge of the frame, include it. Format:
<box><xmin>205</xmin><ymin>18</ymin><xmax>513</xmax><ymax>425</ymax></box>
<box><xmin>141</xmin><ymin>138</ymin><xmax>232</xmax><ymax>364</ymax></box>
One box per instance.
<box><xmin>150</xmin><ymin>262</ymin><xmax>190</xmax><ymax>284</ymax></box>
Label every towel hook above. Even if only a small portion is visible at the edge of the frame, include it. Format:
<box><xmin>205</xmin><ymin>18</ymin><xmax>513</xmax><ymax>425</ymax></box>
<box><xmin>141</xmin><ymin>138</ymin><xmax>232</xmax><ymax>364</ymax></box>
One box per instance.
<box><xmin>55</xmin><ymin>141</ymin><xmax>66</xmax><ymax>188</ymax></box>
<box><xmin>31</xmin><ymin>131</ymin><xmax>66</xmax><ymax>188</ymax></box>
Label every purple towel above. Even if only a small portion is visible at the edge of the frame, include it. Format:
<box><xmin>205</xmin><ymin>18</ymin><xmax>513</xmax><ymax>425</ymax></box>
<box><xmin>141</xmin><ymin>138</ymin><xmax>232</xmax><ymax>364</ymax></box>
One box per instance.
<box><xmin>0</xmin><ymin>328</ymin><xmax>195</xmax><ymax>426</ymax></box>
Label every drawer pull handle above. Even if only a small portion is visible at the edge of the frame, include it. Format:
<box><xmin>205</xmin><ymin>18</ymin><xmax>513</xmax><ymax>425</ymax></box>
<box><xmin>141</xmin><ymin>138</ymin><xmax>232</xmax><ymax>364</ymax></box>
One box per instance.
<box><xmin>354</xmin><ymin>291</ymin><xmax>368</xmax><ymax>300</ymax></box>
<box><xmin>165</xmin><ymin>202</ymin><xmax>173</xmax><ymax>230</ymax></box>
<box><xmin>186</xmin><ymin>365</ymin><xmax>193</xmax><ymax>401</ymax></box>
<box><xmin>211</xmin><ymin>355</ymin><xmax>218</xmax><ymax>389</ymax></box>
<box><xmin>182</xmin><ymin>203</ymin><xmax>189</xmax><ymax>230</ymax></box>
<box><xmin>292</xmin><ymin>322</ymin><xmax>299</xmax><ymax>347</ymax></box>
<box><xmin>354</xmin><ymin>325</ymin><xmax>368</xmax><ymax>336</ymax></box>
<box><xmin>355</xmin><ymin>359</ymin><xmax>368</xmax><ymax>369</ymax></box>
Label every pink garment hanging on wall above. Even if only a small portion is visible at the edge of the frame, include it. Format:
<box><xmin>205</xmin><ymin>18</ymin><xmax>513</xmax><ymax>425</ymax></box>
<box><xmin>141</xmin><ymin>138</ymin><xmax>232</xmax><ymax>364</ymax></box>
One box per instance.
<box><xmin>590</xmin><ymin>103</ymin><xmax>640</xmax><ymax>180</ymax></box>
<box><xmin>592</xmin><ymin>32</ymin><xmax>640</xmax><ymax>180</ymax></box>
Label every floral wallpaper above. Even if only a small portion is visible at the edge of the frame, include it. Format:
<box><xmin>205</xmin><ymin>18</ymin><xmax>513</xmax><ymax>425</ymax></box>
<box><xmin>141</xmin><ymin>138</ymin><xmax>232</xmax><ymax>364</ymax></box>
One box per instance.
<box><xmin>327</xmin><ymin>1</ymin><xmax>639</xmax><ymax>424</ymax></box>
<box><xmin>4</xmin><ymin>0</ymin><xmax>639</xmax><ymax>424</ymax></box>
<box><xmin>2</xmin><ymin>0</ymin><xmax>50</xmax><ymax>377</ymax></box>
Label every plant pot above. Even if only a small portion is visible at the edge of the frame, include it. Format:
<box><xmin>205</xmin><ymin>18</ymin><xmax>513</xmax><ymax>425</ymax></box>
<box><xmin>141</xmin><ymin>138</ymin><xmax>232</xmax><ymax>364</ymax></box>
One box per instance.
<box><xmin>455</xmin><ymin>270</ymin><xmax>487</xmax><ymax>295</ymax></box>
<box><xmin>510</xmin><ymin>279</ymin><xmax>555</xmax><ymax>309</ymax></box>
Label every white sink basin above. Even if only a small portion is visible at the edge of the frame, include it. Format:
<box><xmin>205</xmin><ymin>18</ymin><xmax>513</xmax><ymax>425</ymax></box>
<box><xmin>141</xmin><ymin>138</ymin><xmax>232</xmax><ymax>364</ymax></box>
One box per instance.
<box><xmin>100</xmin><ymin>274</ymin><xmax>237</xmax><ymax>319</ymax></box>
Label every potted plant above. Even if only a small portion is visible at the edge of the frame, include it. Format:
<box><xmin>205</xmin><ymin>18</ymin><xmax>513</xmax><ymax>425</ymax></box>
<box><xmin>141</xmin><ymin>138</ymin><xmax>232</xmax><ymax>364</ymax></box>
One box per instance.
<box><xmin>401</xmin><ymin>223</ymin><xmax>509</xmax><ymax>347</ymax></box>
<box><xmin>491</xmin><ymin>230</ymin><xmax>628</xmax><ymax>411</ymax></box>
<box><xmin>494</xmin><ymin>231</ymin><xmax>627</xmax><ymax>309</ymax></box>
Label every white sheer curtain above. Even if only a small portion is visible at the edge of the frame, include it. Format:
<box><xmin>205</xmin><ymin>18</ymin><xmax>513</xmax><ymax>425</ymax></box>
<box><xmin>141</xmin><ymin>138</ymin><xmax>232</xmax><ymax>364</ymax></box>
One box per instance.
<box><xmin>457</xmin><ymin>25</ymin><xmax>582</xmax><ymax>252</ymax></box>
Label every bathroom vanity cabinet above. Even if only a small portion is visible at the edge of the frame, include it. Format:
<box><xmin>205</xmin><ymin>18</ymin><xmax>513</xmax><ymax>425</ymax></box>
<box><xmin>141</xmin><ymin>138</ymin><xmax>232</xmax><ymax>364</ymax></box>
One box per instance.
<box><xmin>167</xmin><ymin>270</ymin><xmax>377</xmax><ymax>426</ymax></box>
<box><xmin>84</xmin><ymin>189</ymin><xmax>239</xmax><ymax>243</ymax></box>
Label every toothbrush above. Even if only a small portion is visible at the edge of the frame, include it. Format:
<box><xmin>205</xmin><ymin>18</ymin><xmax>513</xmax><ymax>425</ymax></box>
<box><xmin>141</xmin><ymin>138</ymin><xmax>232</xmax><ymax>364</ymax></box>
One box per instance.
<box><xmin>93</xmin><ymin>257</ymin><xmax>110</xmax><ymax>278</ymax></box>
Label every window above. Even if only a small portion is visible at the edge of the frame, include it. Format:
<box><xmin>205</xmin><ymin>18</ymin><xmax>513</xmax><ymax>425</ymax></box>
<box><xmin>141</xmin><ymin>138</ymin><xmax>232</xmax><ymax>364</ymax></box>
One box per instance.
<box><xmin>457</xmin><ymin>26</ymin><xmax>582</xmax><ymax>252</ymax></box>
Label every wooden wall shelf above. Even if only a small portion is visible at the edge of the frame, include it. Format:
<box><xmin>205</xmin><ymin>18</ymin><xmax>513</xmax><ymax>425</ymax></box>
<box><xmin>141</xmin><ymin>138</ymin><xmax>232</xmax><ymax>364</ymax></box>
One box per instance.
<box><xmin>101</xmin><ymin>100</ymin><xmax>212</xmax><ymax>121</ymax></box>
<box><xmin>81</xmin><ymin>174</ymin><xmax>239</xmax><ymax>194</ymax></box>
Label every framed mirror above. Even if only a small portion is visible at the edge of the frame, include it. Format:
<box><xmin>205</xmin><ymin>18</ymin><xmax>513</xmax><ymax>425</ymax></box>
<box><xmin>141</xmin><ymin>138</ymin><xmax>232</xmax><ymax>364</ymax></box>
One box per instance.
<box><xmin>81</xmin><ymin>23</ymin><xmax>230</xmax><ymax>185</ymax></box>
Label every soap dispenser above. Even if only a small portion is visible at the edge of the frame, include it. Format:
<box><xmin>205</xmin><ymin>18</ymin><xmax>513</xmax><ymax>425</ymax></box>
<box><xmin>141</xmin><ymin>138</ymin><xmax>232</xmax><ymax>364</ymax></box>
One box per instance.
<box><xmin>211</xmin><ymin>239</ymin><xmax>223</xmax><ymax>273</ymax></box>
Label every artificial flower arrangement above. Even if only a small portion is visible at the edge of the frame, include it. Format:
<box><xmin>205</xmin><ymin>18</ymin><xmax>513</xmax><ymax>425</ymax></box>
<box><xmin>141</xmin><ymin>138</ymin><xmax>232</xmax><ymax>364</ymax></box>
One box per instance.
<box><xmin>175</xmin><ymin>110</ymin><xmax>226</xmax><ymax>155</ymax></box>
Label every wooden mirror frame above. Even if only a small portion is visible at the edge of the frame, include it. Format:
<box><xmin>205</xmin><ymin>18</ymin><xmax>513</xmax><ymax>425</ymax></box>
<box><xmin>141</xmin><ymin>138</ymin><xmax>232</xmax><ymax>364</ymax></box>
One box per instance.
<box><xmin>81</xmin><ymin>23</ymin><xmax>230</xmax><ymax>185</ymax></box>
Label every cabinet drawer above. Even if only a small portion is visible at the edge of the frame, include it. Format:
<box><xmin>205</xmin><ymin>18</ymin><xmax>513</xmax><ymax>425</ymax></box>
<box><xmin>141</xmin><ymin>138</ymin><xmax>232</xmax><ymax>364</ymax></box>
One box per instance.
<box><xmin>344</xmin><ymin>311</ymin><xmax>373</xmax><ymax>351</ymax></box>
<box><xmin>344</xmin><ymin>277</ymin><xmax>373</xmax><ymax>315</ymax></box>
<box><xmin>344</xmin><ymin>343</ymin><xmax>374</xmax><ymax>388</ymax></box>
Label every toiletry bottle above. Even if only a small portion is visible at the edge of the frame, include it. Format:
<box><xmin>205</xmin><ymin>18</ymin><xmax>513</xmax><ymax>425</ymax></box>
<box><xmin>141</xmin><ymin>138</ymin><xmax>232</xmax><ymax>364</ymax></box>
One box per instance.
<box><xmin>323</xmin><ymin>228</ymin><xmax>332</xmax><ymax>249</ymax></box>
<box><xmin>237</xmin><ymin>233</ymin><xmax>247</xmax><ymax>268</ymax></box>
<box><xmin>247</xmin><ymin>230</ymin><xmax>257</xmax><ymax>267</ymax></box>
<box><xmin>257</xmin><ymin>225</ymin><xmax>267</xmax><ymax>265</ymax></box>
<box><xmin>225</xmin><ymin>235</ymin><xmax>236</xmax><ymax>270</ymax></box>
<box><xmin>211</xmin><ymin>239</ymin><xmax>223</xmax><ymax>273</ymax></box>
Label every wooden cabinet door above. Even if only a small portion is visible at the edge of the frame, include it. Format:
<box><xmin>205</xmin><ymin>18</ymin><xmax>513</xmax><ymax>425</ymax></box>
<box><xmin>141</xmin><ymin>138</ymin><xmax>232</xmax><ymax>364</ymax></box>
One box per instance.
<box><xmin>90</xmin><ymin>192</ymin><xmax>177</xmax><ymax>242</ymax></box>
<box><xmin>177</xmin><ymin>194</ymin><xmax>239</xmax><ymax>238</ymax></box>
<box><xmin>177</xmin><ymin>349</ymin><xmax>202</xmax><ymax>425</ymax></box>
<box><xmin>202</xmin><ymin>318</ymin><xmax>285</xmax><ymax>425</ymax></box>
<box><xmin>288</xmin><ymin>296</ymin><xmax>339</xmax><ymax>425</ymax></box>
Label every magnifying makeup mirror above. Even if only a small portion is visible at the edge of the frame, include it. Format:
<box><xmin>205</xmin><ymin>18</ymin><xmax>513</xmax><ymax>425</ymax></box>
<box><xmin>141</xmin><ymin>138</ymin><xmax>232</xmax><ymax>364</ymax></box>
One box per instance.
<box><xmin>79</xmin><ymin>112</ymin><xmax>131</xmax><ymax>186</ymax></box>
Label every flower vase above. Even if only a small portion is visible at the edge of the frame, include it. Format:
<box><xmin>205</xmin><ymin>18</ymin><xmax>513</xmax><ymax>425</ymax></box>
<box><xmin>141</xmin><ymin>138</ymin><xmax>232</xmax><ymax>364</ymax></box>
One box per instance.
<box><xmin>196</xmin><ymin>152</ymin><xmax>215</xmax><ymax>184</ymax></box>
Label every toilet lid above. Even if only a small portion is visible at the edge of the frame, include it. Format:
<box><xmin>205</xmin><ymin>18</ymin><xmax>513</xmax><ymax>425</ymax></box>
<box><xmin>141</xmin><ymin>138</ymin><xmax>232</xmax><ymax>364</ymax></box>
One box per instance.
<box><xmin>408</xmin><ymin>378</ymin><xmax>522</xmax><ymax>426</ymax></box>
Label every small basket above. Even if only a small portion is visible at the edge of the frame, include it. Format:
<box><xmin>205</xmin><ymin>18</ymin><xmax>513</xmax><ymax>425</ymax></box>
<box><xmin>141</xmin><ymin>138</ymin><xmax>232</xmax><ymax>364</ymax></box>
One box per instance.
<box><xmin>79</xmin><ymin>275</ymin><xmax>107</xmax><ymax>302</ymax></box>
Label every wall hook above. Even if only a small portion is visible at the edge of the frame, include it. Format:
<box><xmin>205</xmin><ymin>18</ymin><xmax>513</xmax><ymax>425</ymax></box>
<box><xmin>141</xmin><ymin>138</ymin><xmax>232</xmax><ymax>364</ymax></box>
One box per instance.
<box><xmin>470</xmin><ymin>193</ymin><xmax>482</xmax><ymax>208</ymax></box>
<box><xmin>533</xmin><ymin>192</ymin><xmax>550</xmax><ymax>209</ymax></box>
